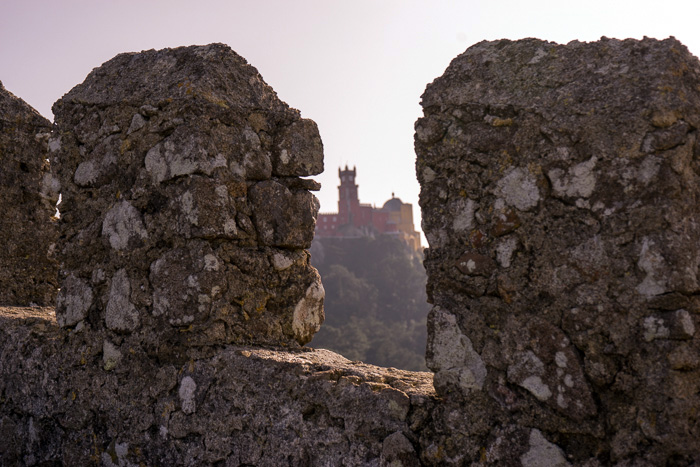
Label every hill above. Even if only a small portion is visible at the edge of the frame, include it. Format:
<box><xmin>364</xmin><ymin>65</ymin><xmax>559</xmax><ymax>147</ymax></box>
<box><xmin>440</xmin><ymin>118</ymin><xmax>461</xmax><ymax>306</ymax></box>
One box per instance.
<box><xmin>309</xmin><ymin>235</ymin><xmax>429</xmax><ymax>371</ymax></box>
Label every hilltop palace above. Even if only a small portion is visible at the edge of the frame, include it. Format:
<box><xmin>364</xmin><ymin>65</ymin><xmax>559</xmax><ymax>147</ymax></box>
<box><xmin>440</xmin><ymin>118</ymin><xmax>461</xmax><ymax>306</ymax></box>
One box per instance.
<box><xmin>314</xmin><ymin>165</ymin><xmax>421</xmax><ymax>251</ymax></box>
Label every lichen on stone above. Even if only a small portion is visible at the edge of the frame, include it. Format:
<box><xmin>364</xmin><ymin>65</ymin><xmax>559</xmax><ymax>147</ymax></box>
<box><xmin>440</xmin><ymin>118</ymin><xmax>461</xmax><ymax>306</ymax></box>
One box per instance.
<box><xmin>417</xmin><ymin>36</ymin><xmax>700</xmax><ymax>464</ymax></box>
<box><xmin>52</xmin><ymin>43</ymin><xmax>325</xmax><ymax>350</ymax></box>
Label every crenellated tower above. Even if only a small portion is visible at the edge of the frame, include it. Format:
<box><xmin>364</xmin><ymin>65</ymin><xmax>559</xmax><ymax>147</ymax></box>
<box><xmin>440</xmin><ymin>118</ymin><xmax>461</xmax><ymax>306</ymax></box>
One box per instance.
<box><xmin>338</xmin><ymin>165</ymin><xmax>358</xmax><ymax>223</ymax></box>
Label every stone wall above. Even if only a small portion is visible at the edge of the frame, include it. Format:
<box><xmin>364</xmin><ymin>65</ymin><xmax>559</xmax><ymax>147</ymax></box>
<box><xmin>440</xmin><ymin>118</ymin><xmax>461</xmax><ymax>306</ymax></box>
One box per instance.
<box><xmin>2</xmin><ymin>37</ymin><xmax>700</xmax><ymax>466</ymax></box>
<box><xmin>0</xmin><ymin>81</ymin><xmax>58</xmax><ymax>306</ymax></box>
<box><xmin>51</xmin><ymin>44</ymin><xmax>325</xmax><ymax>357</ymax></box>
<box><xmin>0</xmin><ymin>306</ymin><xmax>432</xmax><ymax>466</ymax></box>
<box><xmin>0</xmin><ymin>44</ymin><xmax>435</xmax><ymax>467</ymax></box>
<box><xmin>416</xmin><ymin>37</ymin><xmax>700</xmax><ymax>464</ymax></box>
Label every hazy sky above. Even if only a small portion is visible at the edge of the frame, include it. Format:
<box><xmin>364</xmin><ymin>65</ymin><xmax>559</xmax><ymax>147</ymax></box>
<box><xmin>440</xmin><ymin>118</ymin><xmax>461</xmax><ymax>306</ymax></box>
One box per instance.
<box><xmin>2</xmin><ymin>0</ymin><xmax>698</xmax><ymax>245</ymax></box>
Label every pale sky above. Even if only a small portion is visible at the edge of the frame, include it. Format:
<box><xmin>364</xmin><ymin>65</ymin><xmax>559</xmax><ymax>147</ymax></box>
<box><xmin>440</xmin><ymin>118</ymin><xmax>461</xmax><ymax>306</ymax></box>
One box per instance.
<box><xmin>1</xmin><ymin>0</ymin><xmax>698</xmax><ymax>246</ymax></box>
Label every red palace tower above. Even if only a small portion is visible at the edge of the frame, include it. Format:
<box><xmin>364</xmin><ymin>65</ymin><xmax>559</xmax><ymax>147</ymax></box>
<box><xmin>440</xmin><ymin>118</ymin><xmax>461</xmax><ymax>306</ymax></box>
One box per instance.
<box><xmin>315</xmin><ymin>166</ymin><xmax>421</xmax><ymax>251</ymax></box>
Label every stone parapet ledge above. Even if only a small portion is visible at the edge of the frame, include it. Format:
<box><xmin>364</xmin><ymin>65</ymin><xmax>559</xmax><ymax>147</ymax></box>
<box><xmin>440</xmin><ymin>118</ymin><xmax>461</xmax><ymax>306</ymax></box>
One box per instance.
<box><xmin>0</xmin><ymin>307</ymin><xmax>434</xmax><ymax>466</ymax></box>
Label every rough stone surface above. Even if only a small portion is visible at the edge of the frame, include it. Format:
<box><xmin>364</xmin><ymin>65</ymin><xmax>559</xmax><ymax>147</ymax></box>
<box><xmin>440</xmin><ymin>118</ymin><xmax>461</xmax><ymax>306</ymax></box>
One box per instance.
<box><xmin>51</xmin><ymin>44</ymin><xmax>325</xmax><ymax>351</ymax></box>
<box><xmin>5</xmin><ymin>37</ymin><xmax>700</xmax><ymax>466</ymax></box>
<box><xmin>0</xmin><ymin>307</ymin><xmax>434</xmax><ymax>466</ymax></box>
<box><xmin>0</xmin><ymin>81</ymin><xmax>58</xmax><ymax>305</ymax></box>
<box><xmin>416</xmin><ymin>37</ymin><xmax>700</xmax><ymax>464</ymax></box>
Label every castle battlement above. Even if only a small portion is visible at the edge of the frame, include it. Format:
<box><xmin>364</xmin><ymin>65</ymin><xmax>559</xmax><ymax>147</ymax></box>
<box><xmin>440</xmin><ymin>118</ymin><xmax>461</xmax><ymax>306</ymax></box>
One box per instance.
<box><xmin>1</xmin><ymin>37</ymin><xmax>699</xmax><ymax>465</ymax></box>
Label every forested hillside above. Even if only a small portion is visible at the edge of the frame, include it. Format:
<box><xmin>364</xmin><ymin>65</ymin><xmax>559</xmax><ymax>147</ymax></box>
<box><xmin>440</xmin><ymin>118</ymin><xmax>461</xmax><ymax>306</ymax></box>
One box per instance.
<box><xmin>309</xmin><ymin>235</ymin><xmax>429</xmax><ymax>371</ymax></box>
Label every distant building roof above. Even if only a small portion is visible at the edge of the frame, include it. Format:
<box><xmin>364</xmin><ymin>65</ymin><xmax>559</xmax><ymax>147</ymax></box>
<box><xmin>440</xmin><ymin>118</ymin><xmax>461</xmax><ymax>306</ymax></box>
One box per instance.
<box><xmin>381</xmin><ymin>196</ymin><xmax>404</xmax><ymax>212</ymax></box>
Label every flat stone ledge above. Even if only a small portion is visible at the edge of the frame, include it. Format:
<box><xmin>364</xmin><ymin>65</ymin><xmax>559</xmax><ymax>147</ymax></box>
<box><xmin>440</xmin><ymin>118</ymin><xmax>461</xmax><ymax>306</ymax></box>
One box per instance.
<box><xmin>0</xmin><ymin>306</ymin><xmax>56</xmax><ymax>328</ymax></box>
<box><xmin>0</xmin><ymin>306</ymin><xmax>435</xmax><ymax>466</ymax></box>
<box><xmin>0</xmin><ymin>306</ymin><xmax>433</xmax><ymax>395</ymax></box>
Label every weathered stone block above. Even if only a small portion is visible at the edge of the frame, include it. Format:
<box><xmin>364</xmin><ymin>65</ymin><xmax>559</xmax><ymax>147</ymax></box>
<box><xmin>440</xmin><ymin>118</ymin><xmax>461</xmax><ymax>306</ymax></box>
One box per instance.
<box><xmin>417</xmin><ymin>37</ymin><xmax>700</xmax><ymax>464</ymax></box>
<box><xmin>52</xmin><ymin>44</ymin><xmax>325</xmax><ymax>350</ymax></box>
<box><xmin>0</xmin><ymin>81</ymin><xmax>58</xmax><ymax>306</ymax></box>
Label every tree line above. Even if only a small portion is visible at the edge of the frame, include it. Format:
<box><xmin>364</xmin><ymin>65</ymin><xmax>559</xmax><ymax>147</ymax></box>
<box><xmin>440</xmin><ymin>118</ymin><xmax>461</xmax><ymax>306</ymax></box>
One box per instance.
<box><xmin>309</xmin><ymin>235</ymin><xmax>429</xmax><ymax>372</ymax></box>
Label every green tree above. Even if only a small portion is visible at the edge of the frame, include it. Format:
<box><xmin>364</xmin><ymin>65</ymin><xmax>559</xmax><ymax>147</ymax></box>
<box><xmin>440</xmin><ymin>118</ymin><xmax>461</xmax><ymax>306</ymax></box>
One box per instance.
<box><xmin>318</xmin><ymin>264</ymin><xmax>378</xmax><ymax>324</ymax></box>
<box><xmin>309</xmin><ymin>236</ymin><xmax>429</xmax><ymax>372</ymax></box>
